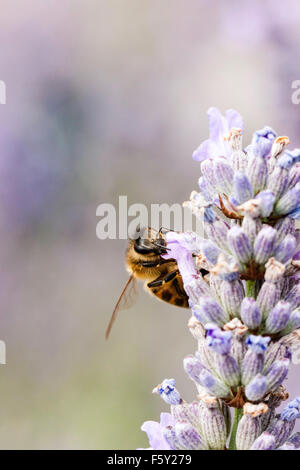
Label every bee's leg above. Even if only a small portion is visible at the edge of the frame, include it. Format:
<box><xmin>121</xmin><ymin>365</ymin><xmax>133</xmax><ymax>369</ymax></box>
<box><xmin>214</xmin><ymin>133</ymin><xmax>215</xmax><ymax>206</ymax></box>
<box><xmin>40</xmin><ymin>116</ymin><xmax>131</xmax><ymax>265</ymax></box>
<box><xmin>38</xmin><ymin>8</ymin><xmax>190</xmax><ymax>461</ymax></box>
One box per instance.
<box><xmin>139</xmin><ymin>259</ymin><xmax>175</xmax><ymax>268</ymax></box>
<box><xmin>147</xmin><ymin>269</ymin><xmax>179</xmax><ymax>288</ymax></box>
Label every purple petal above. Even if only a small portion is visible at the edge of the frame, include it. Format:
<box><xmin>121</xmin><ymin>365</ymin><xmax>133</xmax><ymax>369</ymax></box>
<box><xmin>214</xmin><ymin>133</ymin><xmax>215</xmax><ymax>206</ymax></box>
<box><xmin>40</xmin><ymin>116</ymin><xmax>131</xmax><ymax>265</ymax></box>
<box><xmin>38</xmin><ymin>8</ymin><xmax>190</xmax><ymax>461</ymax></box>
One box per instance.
<box><xmin>141</xmin><ymin>413</ymin><xmax>174</xmax><ymax>450</ymax></box>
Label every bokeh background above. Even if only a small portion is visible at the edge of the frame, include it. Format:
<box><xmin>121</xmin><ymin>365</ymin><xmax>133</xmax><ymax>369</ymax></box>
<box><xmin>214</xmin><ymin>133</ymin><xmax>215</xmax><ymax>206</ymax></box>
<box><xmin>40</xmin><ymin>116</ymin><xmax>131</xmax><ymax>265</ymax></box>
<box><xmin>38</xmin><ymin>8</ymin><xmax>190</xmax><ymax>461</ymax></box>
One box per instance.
<box><xmin>0</xmin><ymin>0</ymin><xmax>300</xmax><ymax>449</ymax></box>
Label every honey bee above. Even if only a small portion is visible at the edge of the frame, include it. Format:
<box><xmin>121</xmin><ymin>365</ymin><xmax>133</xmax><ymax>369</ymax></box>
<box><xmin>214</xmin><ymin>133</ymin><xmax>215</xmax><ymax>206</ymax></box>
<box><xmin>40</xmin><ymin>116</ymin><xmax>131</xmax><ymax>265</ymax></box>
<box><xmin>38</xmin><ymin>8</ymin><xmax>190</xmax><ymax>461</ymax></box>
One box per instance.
<box><xmin>105</xmin><ymin>227</ymin><xmax>191</xmax><ymax>339</ymax></box>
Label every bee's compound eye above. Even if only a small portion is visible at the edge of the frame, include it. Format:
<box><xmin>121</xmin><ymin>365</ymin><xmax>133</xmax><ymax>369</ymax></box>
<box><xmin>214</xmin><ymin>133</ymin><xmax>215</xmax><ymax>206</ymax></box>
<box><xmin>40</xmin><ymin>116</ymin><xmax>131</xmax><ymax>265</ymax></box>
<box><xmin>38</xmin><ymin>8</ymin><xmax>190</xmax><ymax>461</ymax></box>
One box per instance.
<box><xmin>134</xmin><ymin>239</ymin><xmax>154</xmax><ymax>254</ymax></box>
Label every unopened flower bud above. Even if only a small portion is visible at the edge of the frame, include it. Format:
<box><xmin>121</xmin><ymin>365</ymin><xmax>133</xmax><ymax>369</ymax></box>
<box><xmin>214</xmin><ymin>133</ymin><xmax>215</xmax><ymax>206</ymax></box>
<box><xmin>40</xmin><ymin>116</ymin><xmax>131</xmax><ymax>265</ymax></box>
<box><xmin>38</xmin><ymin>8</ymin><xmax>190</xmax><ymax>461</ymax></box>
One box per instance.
<box><xmin>265</xmin><ymin>301</ymin><xmax>291</xmax><ymax>334</ymax></box>
<box><xmin>241</xmin><ymin>336</ymin><xmax>270</xmax><ymax>385</ymax></box>
<box><xmin>275</xmin><ymin>182</ymin><xmax>300</xmax><ymax>215</ymax></box>
<box><xmin>233</xmin><ymin>172</ymin><xmax>253</xmax><ymax>204</ymax></box>
<box><xmin>213</xmin><ymin>157</ymin><xmax>234</xmax><ymax>194</ymax></box>
<box><xmin>248</xmin><ymin>155</ymin><xmax>268</xmax><ymax>194</ymax></box>
<box><xmin>240</xmin><ymin>298</ymin><xmax>262</xmax><ymax>330</ymax></box>
<box><xmin>250</xmin><ymin>432</ymin><xmax>276</xmax><ymax>450</ymax></box>
<box><xmin>227</xmin><ymin>225</ymin><xmax>252</xmax><ymax>264</ymax></box>
<box><xmin>256</xmin><ymin>281</ymin><xmax>281</xmax><ymax>319</ymax></box>
<box><xmin>245</xmin><ymin>374</ymin><xmax>268</xmax><ymax>402</ymax></box>
<box><xmin>236</xmin><ymin>403</ymin><xmax>267</xmax><ymax>450</ymax></box>
<box><xmin>175</xmin><ymin>422</ymin><xmax>207</xmax><ymax>450</ymax></box>
<box><xmin>199</xmin><ymin>369</ymin><xmax>231</xmax><ymax>399</ymax></box>
<box><xmin>251</xmin><ymin>126</ymin><xmax>276</xmax><ymax>158</ymax></box>
<box><xmin>183</xmin><ymin>355</ymin><xmax>204</xmax><ymax>384</ymax></box>
<box><xmin>193</xmin><ymin>297</ymin><xmax>229</xmax><ymax>326</ymax></box>
<box><xmin>255</xmin><ymin>190</ymin><xmax>275</xmax><ymax>217</ymax></box>
<box><xmin>265</xmin><ymin>359</ymin><xmax>290</xmax><ymax>393</ymax></box>
<box><xmin>220</xmin><ymin>279</ymin><xmax>245</xmax><ymax>318</ymax></box>
<box><xmin>199</xmin><ymin>401</ymin><xmax>227</xmax><ymax>450</ymax></box>
<box><xmin>254</xmin><ymin>226</ymin><xmax>277</xmax><ymax>265</ymax></box>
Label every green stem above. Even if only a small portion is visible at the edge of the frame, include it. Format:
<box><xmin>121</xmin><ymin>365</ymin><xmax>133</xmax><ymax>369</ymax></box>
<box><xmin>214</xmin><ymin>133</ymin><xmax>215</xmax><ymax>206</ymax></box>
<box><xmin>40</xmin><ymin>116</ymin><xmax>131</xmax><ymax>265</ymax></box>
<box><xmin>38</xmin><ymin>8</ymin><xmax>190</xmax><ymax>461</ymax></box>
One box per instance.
<box><xmin>229</xmin><ymin>408</ymin><xmax>243</xmax><ymax>450</ymax></box>
<box><xmin>245</xmin><ymin>280</ymin><xmax>256</xmax><ymax>298</ymax></box>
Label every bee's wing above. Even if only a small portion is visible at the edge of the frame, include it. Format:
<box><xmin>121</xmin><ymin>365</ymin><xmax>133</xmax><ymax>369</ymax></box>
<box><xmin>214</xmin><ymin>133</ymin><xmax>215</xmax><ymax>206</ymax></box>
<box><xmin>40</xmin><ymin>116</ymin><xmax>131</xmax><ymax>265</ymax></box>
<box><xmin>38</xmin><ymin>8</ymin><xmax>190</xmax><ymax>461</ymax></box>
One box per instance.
<box><xmin>105</xmin><ymin>274</ymin><xmax>138</xmax><ymax>340</ymax></box>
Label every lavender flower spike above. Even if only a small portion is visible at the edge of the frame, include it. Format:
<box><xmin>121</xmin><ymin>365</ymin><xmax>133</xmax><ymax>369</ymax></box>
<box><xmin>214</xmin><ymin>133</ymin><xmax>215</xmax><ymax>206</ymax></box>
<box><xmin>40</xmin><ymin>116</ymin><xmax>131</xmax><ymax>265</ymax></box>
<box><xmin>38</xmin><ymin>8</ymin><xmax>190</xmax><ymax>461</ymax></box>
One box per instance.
<box><xmin>137</xmin><ymin>109</ymin><xmax>300</xmax><ymax>450</ymax></box>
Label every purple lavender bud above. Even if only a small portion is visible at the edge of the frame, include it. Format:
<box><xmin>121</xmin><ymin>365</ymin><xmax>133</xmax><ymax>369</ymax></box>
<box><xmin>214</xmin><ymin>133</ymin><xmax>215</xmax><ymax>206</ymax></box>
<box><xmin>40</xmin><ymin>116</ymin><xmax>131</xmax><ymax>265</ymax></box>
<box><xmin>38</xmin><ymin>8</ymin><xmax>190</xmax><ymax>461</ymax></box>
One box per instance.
<box><xmin>264</xmin><ymin>343</ymin><xmax>291</xmax><ymax>371</ymax></box>
<box><xmin>277</xmin><ymin>152</ymin><xmax>295</xmax><ymax>170</ymax></box>
<box><xmin>281</xmin><ymin>309</ymin><xmax>300</xmax><ymax>335</ymax></box>
<box><xmin>255</xmin><ymin>190</ymin><xmax>275</xmax><ymax>217</ymax></box>
<box><xmin>206</xmin><ymin>324</ymin><xmax>232</xmax><ymax>355</ymax></box>
<box><xmin>162</xmin><ymin>427</ymin><xmax>181</xmax><ymax>450</ymax></box>
<box><xmin>198</xmin><ymin>176</ymin><xmax>214</xmax><ymax>201</ymax></box>
<box><xmin>250</xmin><ymin>432</ymin><xmax>276</xmax><ymax>450</ymax></box>
<box><xmin>287</xmin><ymin>163</ymin><xmax>300</xmax><ymax>189</ymax></box>
<box><xmin>274</xmin><ymin>217</ymin><xmax>295</xmax><ymax>244</ymax></box>
<box><xmin>267</xmin><ymin>166</ymin><xmax>289</xmax><ymax>200</ymax></box>
<box><xmin>265</xmin><ymin>301</ymin><xmax>291</xmax><ymax>334</ymax></box>
<box><xmin>286</xmin><ymin>432</ymin><xmax>300</xmax><ymax>448</ymax></box>
<box><xmin>201</xmin><ymin>159</ymin><xmax>217</xmax><ymax>187</ymax></box>
<box><xmin>265</xmin><ymin>359</ymin><xmax>290</xmax><ymax>392</ymax></box>
<box><xmin>194</xmin><ymin>297</ymin><xmax>229</xmax><ymax>326</ymax></box>
<box><xmin>236</xmin><ymin>413</ymin><xmax>262</xmax><ymax>450</ymax></box>
<box><xmin>242</xmin><ymin>215</ymin><xmax>262</xmax><ymax>246</ymax></box>
<box><xmin>267</xmin><ymin>417</ymin><xmax>295</xmax><ymax>448</ymax></box>
<box><xmin>286</xmin><ymin>207</ymin><xmax>300</xmax><ymax>219</ymax></box>
<box><xmin>191</xmin><ymin>304</ymin><xmax>210</xmax><ymax>325</ymax></box>
<box><xmin>245</xmin><ymin>374</ymin><xmax>268</xmax><ymax>401</ymax></box>
<box><xmin>199</xmin><ymin>369</ymin><xmax>231</xmax><ymax>399</ymax></box>
<box><xmin>256</xmin><ymin>281</ymin><xmax>281</xmax><ymax>319</ymax></box>
<box><xmin>183</xmin><ymin>355</ymin><xmax>204</xmax><ymax>384</ymax></box>
<box><xmin>285</xmin><ymin>284</ymin><xmax>300</xmax><ymax>310</ymax></box>
<box><xmin>185</xmin><ymin>275</ymin><xmax>211</xmax><ymax>305</ymax></box>
<box><xmin>285</xmin><ymin>148</ymin><xmax>300</xmax><ymax>164</ymax></box>
<box><xmin>227</xmin><ymin>225</ymin><xmax>252</xmax><ymax>264</ymax></box>
<box><xmin>254</xmin><ymin>226</ymin><xmax>277</xmax><ymax>265</ymax></box>
<box><xmin>229</xmin><ymin>322</ymin><xmax>248</xmax><ymax>367</ymax></box>
<box><xmin>240</xmin><ymin>298</ymin><xmax>262</xmax><ymax>330</ymax></box>
<box><xmin>251</xmin><ymin>126</ymin><xmax>276</xmax><ymax>158</ymax></box>
<box><xmin>280</xmin><ymin>398</ymin><xmax>300</xmax><ymax>422</ymax></box>
<box><xmin>199</xmin><ymin>402</ymin><xmax>227</xmax><ymax>450</ymax></box>
<box><xmin>221</xmin><ymin>279</ymin><xmax>245</xmax><ymax>318</ymax></box>
<box><xmin>246</xmin><ymin>335</ymin><xmax>271</xmax><ymax>354</ymax></box>
<box><xmin>213</xmin><ymin>157</ymin><xmax>234</xmax><ymax>194</ymax></box>
<box><xmin>275</xmin><ymin>182</ymin><xmax>300</xmax><ymax>215</ymax></box>
<box><xmin>233</xmin><ymin>171</ymin><xmax>253</xmax><ymax>204</ymax></box>
<box><xmin>175</xmin><ymin>422</ymin><xmax>207</xmax><ymax>450</ymax></box>
<box><xmin>171</xmin><ymin>402</ymin><xmax>201</xmax><ymax>432</ymax></box>
<box><xmin>241</xmin><ymin>336</ymin><xmax>270</xmax><ymax>385</ymax></box>
<box><xmin>248</xmin><ymin>155</ymin><xmax>268</xmax><ymax>194</ymax></box>
<box><xmin>200</xmin><ymin>239</ymin><xmax>221</xmax><ymax>265</ymax></box>
<box><xmin>153</xmin><ymin>379</ymin><xmax>182</xmax><ymax>405</ymax></box>
<box><xmin>274</xmin><ymin>234</ymin><xmax>296</xmax><ymax>264</ymax></box>
<box><xmin>214</xmin><ymin>354</ymin><xmax>240</xmax><ymax>387</ymax></box>
<box><xmin>204</xmin><ymin>218</ymin><xmax>230</xmax><ymax>252</ymax></box>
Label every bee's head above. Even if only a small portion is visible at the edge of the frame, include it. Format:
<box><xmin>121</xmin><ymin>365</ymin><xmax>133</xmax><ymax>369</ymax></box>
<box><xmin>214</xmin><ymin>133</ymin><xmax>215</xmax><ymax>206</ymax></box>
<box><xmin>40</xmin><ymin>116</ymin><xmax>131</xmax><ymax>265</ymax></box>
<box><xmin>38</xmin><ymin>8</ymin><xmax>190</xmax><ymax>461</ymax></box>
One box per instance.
<box><xmin>130</xmin><ymin>226</ymin><xmax>167</xmax><ymax>255</ymax></box>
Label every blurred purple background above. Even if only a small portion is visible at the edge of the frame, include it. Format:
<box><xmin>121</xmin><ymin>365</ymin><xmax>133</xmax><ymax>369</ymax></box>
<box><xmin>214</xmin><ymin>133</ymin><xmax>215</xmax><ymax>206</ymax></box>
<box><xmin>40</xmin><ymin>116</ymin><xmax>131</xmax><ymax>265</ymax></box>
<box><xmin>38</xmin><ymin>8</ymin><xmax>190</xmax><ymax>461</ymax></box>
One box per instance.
<box><xmin>0</xmin><ymin>0</ymin><xmax>299</xmax><ymax>449</ymax></box>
